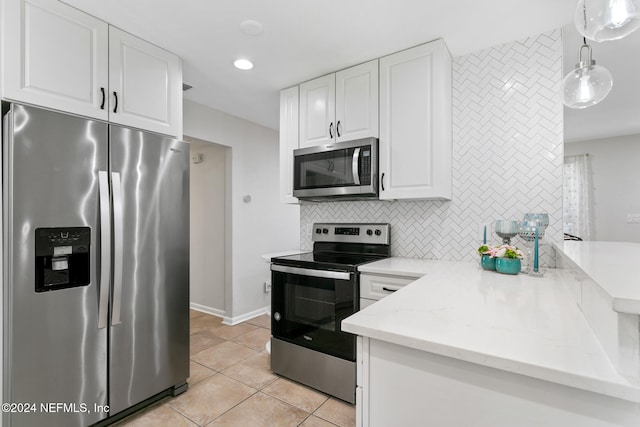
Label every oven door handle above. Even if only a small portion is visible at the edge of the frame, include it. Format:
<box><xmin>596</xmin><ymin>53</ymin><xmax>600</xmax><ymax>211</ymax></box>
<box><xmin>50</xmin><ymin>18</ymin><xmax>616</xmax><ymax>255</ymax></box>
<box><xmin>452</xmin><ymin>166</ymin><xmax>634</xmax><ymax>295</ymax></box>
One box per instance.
<box><xmin>271</xmin><ymin>264</ymin><xmax>352</xmax><ymax>281</ymax></box>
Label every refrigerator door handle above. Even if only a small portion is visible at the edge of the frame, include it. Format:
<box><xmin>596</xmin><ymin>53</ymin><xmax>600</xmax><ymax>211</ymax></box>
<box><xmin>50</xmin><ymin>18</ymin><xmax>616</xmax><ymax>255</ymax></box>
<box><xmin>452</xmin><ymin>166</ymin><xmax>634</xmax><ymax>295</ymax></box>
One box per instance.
<box><xmin>111</xmin><ymin>172</ymin><xmax>124</xmax><ymax>326</ymax></box>
<box><xmin>98</xmin><ymin>171</ymin><xmax>111</xmax><ymax>329</ymax></box>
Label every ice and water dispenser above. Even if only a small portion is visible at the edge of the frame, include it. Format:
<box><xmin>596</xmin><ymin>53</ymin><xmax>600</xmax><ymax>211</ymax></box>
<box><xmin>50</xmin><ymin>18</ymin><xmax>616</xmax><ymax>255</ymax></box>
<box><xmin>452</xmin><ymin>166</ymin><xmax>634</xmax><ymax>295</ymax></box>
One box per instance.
<box><xmin>35</xmin><ymin>227</ymin><xmax>90</xmax><ymax>292</ymax></box>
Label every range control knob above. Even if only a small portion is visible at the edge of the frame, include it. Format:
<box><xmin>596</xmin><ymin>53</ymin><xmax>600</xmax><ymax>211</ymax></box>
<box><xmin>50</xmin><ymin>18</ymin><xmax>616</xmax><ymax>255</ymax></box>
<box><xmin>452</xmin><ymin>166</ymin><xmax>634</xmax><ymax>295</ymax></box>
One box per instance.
<box><xmin>366</xmin><ymin>229</ymin><xmax>373</xmax><ymax>236</ymax></box>
<box><xmin>322</xmin><ymin>228</ymin><xmax>329</xmax><ymax>234</ymax></box>
<box><xmin>274</xmin><ymin>312</ymin><xmax>281</xmax><ymax>321</ymax></box>
<box><xmin>315</xmin><ymin>228</ymin><xmax>322</xmax><ymax>234</ymax></box>
<box><xmin>375</xmin><ymin>229</ymin><xmax>382</xmax><ymax>236</ymax></box>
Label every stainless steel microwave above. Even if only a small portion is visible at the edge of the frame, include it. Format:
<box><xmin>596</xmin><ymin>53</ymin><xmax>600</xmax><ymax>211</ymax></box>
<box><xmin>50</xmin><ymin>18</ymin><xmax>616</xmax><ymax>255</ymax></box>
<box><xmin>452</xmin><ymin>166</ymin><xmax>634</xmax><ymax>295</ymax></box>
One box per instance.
<box><xmin>293</xmin><ymin>137</ymin><xmax>378</xmax><ymax>200</ymax></box>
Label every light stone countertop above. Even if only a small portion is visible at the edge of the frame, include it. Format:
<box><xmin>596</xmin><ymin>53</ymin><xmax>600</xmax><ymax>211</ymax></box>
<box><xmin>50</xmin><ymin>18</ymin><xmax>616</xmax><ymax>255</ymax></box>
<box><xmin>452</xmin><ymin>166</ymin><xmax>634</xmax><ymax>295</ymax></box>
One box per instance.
<box><xmin>557</xmin><ymin>241</ymin><xmax>640</xmax><ymax>314</ymax></box>
<box><xmin>343</xmin><ymin>257</ymin><xmax>640</xmax><ymax>402</ymax></box>
<box><xmin>357</xmin><ymin>257</ymin><xmax>439</xmax><ymax>278</ymax></box>
<box><xmin>260</xmin><ymin>250</ymin><xmax>306</xmax><ymax>263</ymax></box>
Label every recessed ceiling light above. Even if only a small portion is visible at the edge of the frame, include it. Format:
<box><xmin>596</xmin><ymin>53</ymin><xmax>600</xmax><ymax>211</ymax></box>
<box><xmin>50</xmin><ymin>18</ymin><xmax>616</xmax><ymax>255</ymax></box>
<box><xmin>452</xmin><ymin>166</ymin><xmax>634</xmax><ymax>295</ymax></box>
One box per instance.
<box><xmin>234</xmin><ymin>59</ymin><xmax>254</xmax><ymax>70</ymax></box>
<box><xmin>239</xmin><ymin>19</ymin><xmax>264</xmax><ymax>36</ymax></box>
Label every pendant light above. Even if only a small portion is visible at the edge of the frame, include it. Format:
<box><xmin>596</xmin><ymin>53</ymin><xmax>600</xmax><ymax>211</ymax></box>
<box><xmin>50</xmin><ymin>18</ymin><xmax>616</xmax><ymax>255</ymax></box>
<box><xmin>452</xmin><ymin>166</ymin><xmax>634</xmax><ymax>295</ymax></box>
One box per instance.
<box><xmin>562</xmin><ymin>38</ymin><xmax>613</xmax><ymax>109</ymax></box>
<box><xmin>575</xmin><ymin>0</ymin><xmax>640</xmax><ymax>41</ymax></box>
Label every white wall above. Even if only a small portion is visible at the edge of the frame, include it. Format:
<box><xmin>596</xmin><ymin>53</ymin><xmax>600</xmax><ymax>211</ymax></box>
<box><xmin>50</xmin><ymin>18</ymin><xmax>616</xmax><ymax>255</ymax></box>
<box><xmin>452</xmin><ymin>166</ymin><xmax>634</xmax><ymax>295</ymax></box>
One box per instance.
<box><xmin>190</xmin><ymin>141</ymin><xmax>227</xmax><ymax>315</ymax></box>
<box><xmin>184</xmin><ymin>100</ymin><xmax>300</xmax><ymax>322</ymax></box>
<box><xmin>565</xmin><ymin>134</ymin><xmax>640</xmax><ymax>243</ymax></box>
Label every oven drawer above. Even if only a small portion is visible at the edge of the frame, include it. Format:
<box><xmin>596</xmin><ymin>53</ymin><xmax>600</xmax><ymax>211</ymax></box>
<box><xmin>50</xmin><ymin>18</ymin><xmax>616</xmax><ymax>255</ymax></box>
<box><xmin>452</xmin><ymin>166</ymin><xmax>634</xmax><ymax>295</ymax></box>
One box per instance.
<box><xmin>360</xmin><ymin>273</ymin><xmax>415</xmax><ymax>301</ymax></box>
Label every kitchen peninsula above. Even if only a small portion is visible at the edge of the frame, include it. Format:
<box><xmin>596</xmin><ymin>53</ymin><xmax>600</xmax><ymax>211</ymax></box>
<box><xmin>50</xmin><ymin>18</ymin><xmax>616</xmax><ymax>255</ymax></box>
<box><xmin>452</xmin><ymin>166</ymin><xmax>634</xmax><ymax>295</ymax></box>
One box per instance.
<box><xmin>343</xmin><ymin>256</ymin><xmax>640</xmax><ymax>427</ymax></box>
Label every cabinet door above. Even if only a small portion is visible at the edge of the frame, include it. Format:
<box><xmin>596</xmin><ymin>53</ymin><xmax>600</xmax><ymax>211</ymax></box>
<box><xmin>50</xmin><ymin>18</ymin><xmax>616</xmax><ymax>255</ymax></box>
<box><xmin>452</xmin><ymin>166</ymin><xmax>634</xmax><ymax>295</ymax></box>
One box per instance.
<box><xmin>360</xmin><ymin>273</ymin><xmax>415</xmax><ymax>301</ymax></box>
<box><xmin>279</xmin><ymin>86</ymin><xmax>299</xmax><ymax>204</ymax></box>
<box><xmin>109</xmin><ymin>27</ymin><xmax>182</xmax><ymax>138</ymax></box>
<box><xmin>2</xmin><ymin>0</ymin><xmax>109</xmax><ymax>120</ymax></box>
<box><xmin>379</xmin><ymin>40</ymin><xmax>452</xmax><ymax>200</ymax></box>
<box><xmin>336</xmin><ymin>60</ymin><xmax>379</xmax><ymax>142</ymax></box>
<box><xmin>299</xmin><ymin>74</ymin><xmax>335</xmax><ymax>148</ymax></box>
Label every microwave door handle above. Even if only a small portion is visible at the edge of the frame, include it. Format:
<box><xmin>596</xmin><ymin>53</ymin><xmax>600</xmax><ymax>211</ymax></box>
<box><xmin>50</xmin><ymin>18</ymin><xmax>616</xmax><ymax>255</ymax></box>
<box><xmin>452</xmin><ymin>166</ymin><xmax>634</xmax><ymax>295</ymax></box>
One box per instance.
<box><xmin>352</xmin><ymin>147</ymin><xmax>361</xmax><ymax>185</ymax></box>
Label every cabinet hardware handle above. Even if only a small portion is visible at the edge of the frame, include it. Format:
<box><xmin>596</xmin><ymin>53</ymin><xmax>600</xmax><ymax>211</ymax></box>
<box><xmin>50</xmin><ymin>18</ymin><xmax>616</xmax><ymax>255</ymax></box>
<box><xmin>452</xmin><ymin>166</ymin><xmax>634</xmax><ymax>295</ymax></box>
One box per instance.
<box><xmin>329</xmin><ymin>122</ymin><xmax>334</xmax><ymax>138</ymax></box>
<box><xmin>336</xmin><ymin>120</ymin><xmax>341</xmax><ymax>137</ymax></box>
<box><xmin>382</xmin><ymin>287</ymin><xmax>398</xmax><ymax>292</ymax></box>
<box><xmin>113</xmin><ymin>91</ymin><xmax>118</xmax><ymax>113</ymax></box>
<box><xmin>100</xmin><ymin>87</ymin><xmax>106</xmax><ymax>110</ymax></box>
<box><xmin>381</xmin><ymin>173</ymin><xmax>385</xmax><ymax>191</ymax></box>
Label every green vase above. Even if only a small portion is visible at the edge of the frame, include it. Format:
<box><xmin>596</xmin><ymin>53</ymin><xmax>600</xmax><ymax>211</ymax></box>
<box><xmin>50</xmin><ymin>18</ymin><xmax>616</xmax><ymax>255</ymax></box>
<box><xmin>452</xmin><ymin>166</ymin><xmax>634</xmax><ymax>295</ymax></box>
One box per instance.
<box><xmin>480</xmin><ymin>255</ymin><xmax>496</xmax><ymax>271</ymax></box>
<box><xmin>495</xmin><ymin>258</ymin><xmax>521</xmax><ymax>275</ymax></box>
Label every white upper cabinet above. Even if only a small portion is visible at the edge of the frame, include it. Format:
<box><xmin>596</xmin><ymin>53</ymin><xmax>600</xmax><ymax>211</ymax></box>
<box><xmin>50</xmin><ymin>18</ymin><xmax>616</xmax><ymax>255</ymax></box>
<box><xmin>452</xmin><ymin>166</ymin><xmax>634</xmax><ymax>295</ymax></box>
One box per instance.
<box><xmin>299</xmin><ymin>60</ymin><xmax>378</xmax><ymax>148</ymax></box>
<box><xmin>279</xmin><ymin>86</ymin><xmax>299</xmax><ymax>204</ymax></box>
<box><xmin>335</xmin><ymin>60</ymin><xmax>378</xmax><ymax>142</ymax></box>
<box><xmin>108</xmin><ymin>28</ymin><xmax>182</xmax><ymax>137</ymax></box>
<box><xmin>1</xmin><ymin>0</ymin><xmax>183</xmax><ymax>138</ymax></box>
<box><xmin>2</xmin><ymin>0</ymin><xmax>109</xmax><ymax>120</ymax></box>
<box><xmin>379</xmin><ymin>40</ymin><xmax>452</xmax><ymax>200</ymax></box>
<box><xmin>299</xmin><ymin>74</ymin><xmax>335</xmax><ymax>148</ymax></box>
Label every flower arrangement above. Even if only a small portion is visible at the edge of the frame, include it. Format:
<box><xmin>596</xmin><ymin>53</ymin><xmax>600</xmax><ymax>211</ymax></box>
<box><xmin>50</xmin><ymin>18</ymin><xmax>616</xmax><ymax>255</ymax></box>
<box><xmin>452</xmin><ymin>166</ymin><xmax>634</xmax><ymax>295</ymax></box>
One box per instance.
<box><xmin>477</xmin><ymin>244</ymin><xmax>524</xmax><ymax>259</ymax></box>
<box><xmin>477</xmin><ymin>244</ymin><xmax>524</xmax><ymax>275</ymax></box>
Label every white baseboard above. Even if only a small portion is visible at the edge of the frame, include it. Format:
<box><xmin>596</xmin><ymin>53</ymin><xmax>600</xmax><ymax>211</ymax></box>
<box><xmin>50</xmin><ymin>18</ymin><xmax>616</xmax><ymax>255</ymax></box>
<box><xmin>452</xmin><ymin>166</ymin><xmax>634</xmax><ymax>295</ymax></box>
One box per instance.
<box><xmin>189</xmin><ymin>303</ymin><xmax>271</xmax><ymax>326</ymax></box>
<box><xmin>189</xmin><ymin>302</ymin><xmax>225</xmax><ymax>319</ymax></box>
<box><xmin>222</xmin><ymin>306</ymin><xmax>270</xmax><ymax>326</ymax></box>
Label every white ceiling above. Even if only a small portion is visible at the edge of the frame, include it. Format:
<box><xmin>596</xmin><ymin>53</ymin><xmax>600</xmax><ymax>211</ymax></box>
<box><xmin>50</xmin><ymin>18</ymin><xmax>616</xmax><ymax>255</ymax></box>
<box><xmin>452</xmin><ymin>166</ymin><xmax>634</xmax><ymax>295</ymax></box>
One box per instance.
<box><xmin>61</xmin><ymin>0</ymin><xmax>579</xmax><ymax>130</ymax></box>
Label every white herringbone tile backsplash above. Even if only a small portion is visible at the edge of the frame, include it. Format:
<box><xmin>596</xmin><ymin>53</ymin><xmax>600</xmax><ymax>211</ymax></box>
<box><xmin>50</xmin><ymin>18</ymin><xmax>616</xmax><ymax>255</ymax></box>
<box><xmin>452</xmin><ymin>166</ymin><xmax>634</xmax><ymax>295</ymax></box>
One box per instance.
<box><xmin>300</xmin><ymin>30</ymin><xmax>563</xmax><ymax>266</ymax></box>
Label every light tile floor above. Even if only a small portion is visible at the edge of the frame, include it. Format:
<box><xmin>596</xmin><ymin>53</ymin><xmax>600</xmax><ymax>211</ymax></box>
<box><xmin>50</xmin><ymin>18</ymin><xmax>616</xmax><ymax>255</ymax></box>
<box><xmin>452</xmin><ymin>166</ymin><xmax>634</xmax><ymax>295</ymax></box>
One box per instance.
<box><xmin>115</xmin><ymin>310</ymin><xmax>356</xmax><ymax>427</ymax></box>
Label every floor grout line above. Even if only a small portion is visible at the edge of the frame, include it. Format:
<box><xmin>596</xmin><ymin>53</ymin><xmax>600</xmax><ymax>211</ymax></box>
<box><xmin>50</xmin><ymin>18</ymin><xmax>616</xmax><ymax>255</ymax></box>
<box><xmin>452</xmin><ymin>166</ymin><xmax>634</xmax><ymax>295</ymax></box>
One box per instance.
<box><xmin>259</xmin><ymin>387</ymin><xmax>327</xmax><ymax>417</ymax></box>
<box><xmin>164</xmin><ymin>403</ymin><xmax>202</xmax><ymax>427</ymax></box>
<box><xmin>201</xmin><ymin>388</ymin><xmax>262</xmax><ymax>426</ymax></box>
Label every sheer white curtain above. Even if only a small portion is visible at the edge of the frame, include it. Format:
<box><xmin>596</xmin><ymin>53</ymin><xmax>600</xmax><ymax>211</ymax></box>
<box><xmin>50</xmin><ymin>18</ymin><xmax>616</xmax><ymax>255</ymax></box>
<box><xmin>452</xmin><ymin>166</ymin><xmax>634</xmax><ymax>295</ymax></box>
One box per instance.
<box><xmin>563</xmin><ymin>154</ymin><xmax>592</xmax><ymax>240</ymax></box>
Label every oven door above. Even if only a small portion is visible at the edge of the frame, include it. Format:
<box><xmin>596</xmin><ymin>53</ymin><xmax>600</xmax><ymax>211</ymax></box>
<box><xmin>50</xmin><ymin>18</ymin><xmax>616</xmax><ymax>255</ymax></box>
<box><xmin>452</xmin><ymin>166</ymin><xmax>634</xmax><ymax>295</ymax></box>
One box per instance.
<box><xmin>271</xmin><ymin>264</ymin><xmax>358</xmax><ymax>361</ymax></box>
<box><xmin>293</xmin><ymin>138</ymin><xmax>377</xmax><ymax>199</ymax></box>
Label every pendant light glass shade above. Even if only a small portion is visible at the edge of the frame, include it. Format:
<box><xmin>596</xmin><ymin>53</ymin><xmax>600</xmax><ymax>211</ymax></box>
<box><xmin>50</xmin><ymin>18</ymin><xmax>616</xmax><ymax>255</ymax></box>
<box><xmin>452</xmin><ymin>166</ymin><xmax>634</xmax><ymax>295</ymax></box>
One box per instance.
<box><xmin>575</xmin><ymin>0</ymin><xmax>640</xmax><ymax>41</ymax></box>
<box><xmin>562</xmin><ymin>44</ymin><xmax>613</xmax><ymax>109</ymax></box>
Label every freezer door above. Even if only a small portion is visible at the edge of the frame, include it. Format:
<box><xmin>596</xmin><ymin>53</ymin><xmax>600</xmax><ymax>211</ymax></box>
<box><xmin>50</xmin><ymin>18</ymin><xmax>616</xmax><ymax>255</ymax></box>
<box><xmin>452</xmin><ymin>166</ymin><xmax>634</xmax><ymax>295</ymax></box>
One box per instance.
<box><xmin>108</xmin><ymin>125</ymin><xmax>189</xmax><ymax>415</ymax></box>
<box><xmin>3</xmin><ymin>104</ymin><xmax>109</xmax><ymax>426</ymax></box>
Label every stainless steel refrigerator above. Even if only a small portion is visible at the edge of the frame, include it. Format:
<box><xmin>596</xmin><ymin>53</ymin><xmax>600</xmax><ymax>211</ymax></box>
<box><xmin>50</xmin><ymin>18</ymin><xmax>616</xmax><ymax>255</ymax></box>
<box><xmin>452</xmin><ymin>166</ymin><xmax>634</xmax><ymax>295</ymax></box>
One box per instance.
<box><xmin>2</xmin><ymin>103</ymin><xmax>190</xmax><ymax>426</ymax></box>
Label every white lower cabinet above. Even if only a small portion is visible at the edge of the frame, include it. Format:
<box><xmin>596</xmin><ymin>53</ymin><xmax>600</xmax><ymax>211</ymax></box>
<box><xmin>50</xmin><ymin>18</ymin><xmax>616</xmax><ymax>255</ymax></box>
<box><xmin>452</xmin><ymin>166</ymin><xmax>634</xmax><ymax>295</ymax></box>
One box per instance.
<box><xmin>358</xmin><ymin>337</ymin><xmax>640</xmax><ymax>427</ymax></box>
<box><xmin>2</xmin><ymin>0</ymin><xmax>183</xmax><ymax>138</ymax></box>
<box><xmin>360</xmin><ymin>273</ymin><xmax>414</xmax><ymax>308</ymax></box>
<box><xmin>379</xmin><ymin>39</ymin><xmax>452</xmax><ymax>200</ymax></box>
<box><xmin>359</xmin><ymin>298</ymin><xmax>375</xmax><ymax>309</ymax></box>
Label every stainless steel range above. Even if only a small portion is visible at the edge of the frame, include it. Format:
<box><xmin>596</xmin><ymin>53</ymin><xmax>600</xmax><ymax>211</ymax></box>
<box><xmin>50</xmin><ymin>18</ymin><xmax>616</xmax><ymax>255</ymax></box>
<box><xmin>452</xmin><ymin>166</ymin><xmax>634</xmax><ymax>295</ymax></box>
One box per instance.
<box><xmin>270</xmin><ymin>223</ymin><xmax>390</xmax><ymax>403</ymax></box>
